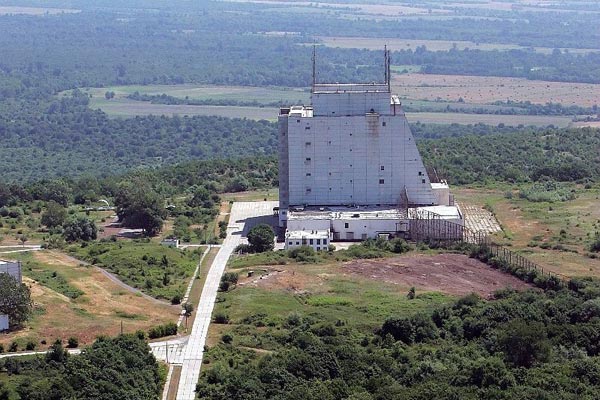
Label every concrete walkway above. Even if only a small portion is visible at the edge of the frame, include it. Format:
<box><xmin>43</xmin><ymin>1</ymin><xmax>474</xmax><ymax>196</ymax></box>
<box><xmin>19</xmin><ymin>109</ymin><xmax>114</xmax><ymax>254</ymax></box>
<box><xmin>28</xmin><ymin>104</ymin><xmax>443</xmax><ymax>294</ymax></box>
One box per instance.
<box><xmin>175</xmin><ymin>201</ymin><xmax>278</xmax><ymax>400</ymax></box>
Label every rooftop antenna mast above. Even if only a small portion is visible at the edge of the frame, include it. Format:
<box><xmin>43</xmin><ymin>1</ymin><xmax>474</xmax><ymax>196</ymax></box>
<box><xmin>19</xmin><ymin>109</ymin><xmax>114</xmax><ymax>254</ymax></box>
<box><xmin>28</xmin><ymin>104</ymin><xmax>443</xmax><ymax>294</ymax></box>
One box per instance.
<box><xmin>384</xmin><ymin>45</ymin><xmax>388</xmax><ymax>85</ymax></box>
<box><xmin>312</xmin><ymin>44</ymin><xmax>316</xmax><ymax>94</ymax></box>
<box><xmin>386</xmin><ymin>46</ymin><xmax>391</xmax><ymax>92</ymax></box>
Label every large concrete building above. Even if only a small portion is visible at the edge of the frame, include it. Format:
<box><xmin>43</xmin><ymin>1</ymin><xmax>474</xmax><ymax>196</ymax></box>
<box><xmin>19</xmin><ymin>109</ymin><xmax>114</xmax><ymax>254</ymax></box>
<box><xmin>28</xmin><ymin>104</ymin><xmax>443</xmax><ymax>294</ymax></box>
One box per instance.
<box><xmin>278</xmin><ymin>51</ymin><xmax>462</xmax><ymax>243</ymax></box>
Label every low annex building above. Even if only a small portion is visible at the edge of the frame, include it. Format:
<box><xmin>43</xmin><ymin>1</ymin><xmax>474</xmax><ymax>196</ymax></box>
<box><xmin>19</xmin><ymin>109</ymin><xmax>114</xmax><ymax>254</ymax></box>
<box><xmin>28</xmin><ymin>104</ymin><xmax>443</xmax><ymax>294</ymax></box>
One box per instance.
<box><xmin>278</xmin><ymin>49</ymin><xmax>463</xmax><ymax>241</ymax></box>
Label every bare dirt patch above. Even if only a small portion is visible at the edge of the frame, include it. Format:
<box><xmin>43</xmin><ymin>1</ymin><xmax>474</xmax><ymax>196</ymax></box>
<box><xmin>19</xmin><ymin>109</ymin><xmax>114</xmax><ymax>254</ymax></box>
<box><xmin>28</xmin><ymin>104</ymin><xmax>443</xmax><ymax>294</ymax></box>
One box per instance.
<box><xmin>342</xmin><ymin>254</ymin><xmax>530</xmax><ymax>298</ymax></box>
<box><xmin>239</xmin><ymin>266</ymin><xmax>320</xmax><ymax>294</ymax></box>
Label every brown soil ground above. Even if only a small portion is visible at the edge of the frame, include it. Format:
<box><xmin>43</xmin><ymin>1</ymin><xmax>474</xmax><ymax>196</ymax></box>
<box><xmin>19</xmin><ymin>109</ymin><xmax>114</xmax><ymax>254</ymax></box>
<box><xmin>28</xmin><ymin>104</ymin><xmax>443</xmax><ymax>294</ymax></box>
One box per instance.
<box><xmin>342</xmin><ymin>254</ymin><xmax>531</xmax><ymax>298</ymax></box>
<box><xmin>392</xmin><ymin>73</ymin><xmax>600</xmax><ymax>106</ymax></box>
<box><xmin>1</xmin><ymin>250</ymin><xmax>177</xmax><ymax>348</ymax></box>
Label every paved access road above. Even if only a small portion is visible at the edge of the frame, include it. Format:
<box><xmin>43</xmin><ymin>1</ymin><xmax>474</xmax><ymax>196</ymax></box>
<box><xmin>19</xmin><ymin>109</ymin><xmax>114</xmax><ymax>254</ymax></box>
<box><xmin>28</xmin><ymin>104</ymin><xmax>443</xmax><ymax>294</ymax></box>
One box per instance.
<box><xmin>176</xmin><ymin>201</ymin><xmax>278</xmax><ymax>400</ymax></box>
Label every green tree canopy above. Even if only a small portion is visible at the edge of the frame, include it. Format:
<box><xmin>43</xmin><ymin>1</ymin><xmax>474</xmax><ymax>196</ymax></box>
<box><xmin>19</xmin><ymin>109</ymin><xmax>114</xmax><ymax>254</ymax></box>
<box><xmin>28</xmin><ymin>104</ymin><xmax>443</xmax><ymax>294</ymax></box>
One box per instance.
<box><xmin>0</xmin><ymin>273</ymin><xmax>32</xmax><ymax>328</ymax></box>
<box><xmin>63</xmin><ymin>216</ymin><xmax>98</xmax><ymax>242</ymax></box>
<box><xmin>247</xmin><ymin>224</ymin><xmax>275</xmax><ymax>253</ymax></box>
<box><xmin>114</xmin><ymin>179</ymin><xmax>167</xmax><ymax>236</ymax></box>
<box><xmin>40</xmin><ymin>201</ymin><xmax>67</xmax><ymax>228</ymax></box>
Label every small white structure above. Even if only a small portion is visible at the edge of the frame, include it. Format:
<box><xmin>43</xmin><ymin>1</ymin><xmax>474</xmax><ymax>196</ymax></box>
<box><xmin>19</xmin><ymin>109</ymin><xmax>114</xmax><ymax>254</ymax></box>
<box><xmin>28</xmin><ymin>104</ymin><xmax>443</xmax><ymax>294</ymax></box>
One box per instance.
<box><xmin>0</xmin><ymin>315</ymin><xmax>8</xmax><ymax>332</ymax></box>
<box><xmin>161</xmin><ymin>238</ymin><xmax>180</xmax><ymax>248</ymax></box>
<box><xmin>285</xmin><ymin>230</ymin><xmax>331</xmax><ymax>251</ymax></box>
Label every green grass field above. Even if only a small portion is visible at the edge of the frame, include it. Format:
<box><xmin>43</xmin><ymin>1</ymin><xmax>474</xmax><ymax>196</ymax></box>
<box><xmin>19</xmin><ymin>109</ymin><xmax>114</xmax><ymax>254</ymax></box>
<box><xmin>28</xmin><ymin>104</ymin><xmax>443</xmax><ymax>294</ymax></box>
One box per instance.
<box><xmin>68</xmin><ymin>240</ymin><xmax>202</xmax><ymax>301</ymax></box>
<box><xmin>207</xmin><ymin>261</ymin><xmax>452</xmax><ymax>353</ymax></box>
<box><xmin>455</xmin><ymin>184</ymin><xmax>600</xmax><ymax>278</ymax></box>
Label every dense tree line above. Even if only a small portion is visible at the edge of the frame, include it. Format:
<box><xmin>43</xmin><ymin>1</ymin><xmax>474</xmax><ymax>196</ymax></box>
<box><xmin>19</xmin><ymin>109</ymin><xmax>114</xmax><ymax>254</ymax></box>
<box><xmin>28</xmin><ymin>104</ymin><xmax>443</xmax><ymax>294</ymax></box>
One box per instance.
<box><xmin>0</xmin><ymin>334</ymin><xmax>163</xmax><ymax>399</ymax></box>
<box><xmin>0</xmin><ymin>91</ymin><xmax>278</xmax><ymax>181</ymax></box>
<box><xmin>197</xmin><ymin>278</ymin><xmax>600</xmax><ymax>399</ymax></box>
<box><xmin>419</xmin><ymin>127</ymin><xmax>600</xmax><ymax>184</ymax></box>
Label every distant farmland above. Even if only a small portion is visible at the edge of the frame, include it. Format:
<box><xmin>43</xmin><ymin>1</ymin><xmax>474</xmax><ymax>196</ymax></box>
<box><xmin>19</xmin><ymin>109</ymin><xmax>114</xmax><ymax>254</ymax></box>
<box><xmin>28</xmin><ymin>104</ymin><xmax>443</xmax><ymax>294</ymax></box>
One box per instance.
<box><xmin>318</xmin><ymin>36</ymin><xmax>599</xmax><ymax>55</ymax></box>
<box><xmin>65</xmin><ymin>83</ymin><xmax>581</xmax><ymax>127</ymax></box>
<box><xmin>392</xmin><ymin>73</ymin><xmax>600</xmax><ymax>107</ymax></box>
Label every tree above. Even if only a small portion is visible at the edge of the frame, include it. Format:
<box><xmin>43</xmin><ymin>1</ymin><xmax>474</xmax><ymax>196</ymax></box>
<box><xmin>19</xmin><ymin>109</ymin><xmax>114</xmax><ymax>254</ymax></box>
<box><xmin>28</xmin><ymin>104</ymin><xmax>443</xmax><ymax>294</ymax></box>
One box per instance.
<box><xmin>182</xmin><ymin>302</ymin><xmax>194</xmax><ymax>331</ymax></box>
<box><xmin>63</xmin><ymin>216</ymin><xmax>97</xmax><ymax>242</ymax></box>
<box><xmin>247</xmin><ymin>224</ymin><xmax>274</xmax><ymax>252</ymax></box>
<box><xmin>18</xmin><ymin>235</ymin><xmax>28</xmax><ymax>247</ymax></box>
<box><xmin>0</xmin><ymin>273</ymin><xmax>32</xmax><ymax>328</ymax></box>
<box><xmin>41</xmin><ymin>201</ymin><xmax>67</xmax><ymax>228</ymax></box>
<box><xmin>499</xmin><ymin>320</ymin><xmax>551</xmax><ymax>368</ymax></box>
<box><xmin>114</xmin><ymin>179</ymin><xmax>167</xmax><ymax>236</ymax></box>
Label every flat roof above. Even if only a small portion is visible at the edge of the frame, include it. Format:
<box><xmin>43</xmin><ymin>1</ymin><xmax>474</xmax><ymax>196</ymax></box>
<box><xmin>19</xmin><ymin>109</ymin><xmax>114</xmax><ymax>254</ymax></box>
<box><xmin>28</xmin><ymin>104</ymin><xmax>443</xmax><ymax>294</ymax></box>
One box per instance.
<box><xmin>288</xmin><ymin>206</ymin><xmax>407</xmax><ymax>221</ymax></box>
<box><xmin>431</xmin><ymin>182</ymin><xmax>449</xmax><ymax>189</ymax></box>
<box><xmin>410</xmin><ymin>206</ymin><xmax>462</xmax><ymax>219</ymax></box>
<box><xmin>286</xmin><ymin>230</ymin><xmax>330</xmax><ymax>239</ymax></box>
<box><xmin>0</xmin><ymin>260</ymin><xmax>18</xmax><ymax>265</ymax></box>
<box><xmin>288</xmin><ymin>205</ymin><xmax>462</xmax><ymax>221</ymax></box>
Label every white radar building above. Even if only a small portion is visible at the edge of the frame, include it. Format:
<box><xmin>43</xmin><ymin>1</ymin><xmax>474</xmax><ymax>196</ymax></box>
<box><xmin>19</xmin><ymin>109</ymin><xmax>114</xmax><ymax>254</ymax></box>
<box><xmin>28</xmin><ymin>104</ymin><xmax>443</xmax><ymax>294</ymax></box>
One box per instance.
<box><xmin>278</xmin><ymin>48</ymin><xmax>463</xmax><ymax>248</ymax></box>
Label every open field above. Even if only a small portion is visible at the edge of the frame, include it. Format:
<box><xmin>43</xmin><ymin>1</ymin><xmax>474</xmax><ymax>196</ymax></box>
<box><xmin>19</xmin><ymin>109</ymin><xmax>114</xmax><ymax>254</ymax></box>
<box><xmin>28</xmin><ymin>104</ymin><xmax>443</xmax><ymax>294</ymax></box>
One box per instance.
<box><xmin>454</xmin><ymin>185</ymin><xmax>600</xmax><ymax>278</ymax></box>
<box><xmin>226</xmin><ymin>0</ymin><xmax>447</xmax><ymax>16</ymax></box>
<box><xmin>319</xmin><ymin>36</ymin><xmax>599</xmax><ymax>55</ymax></box>
<box><xmin>68</xmin><ymin>241</ymin><xmax>201</xmax><ymax>301</ymax></box>
<box><xmin>88</xmin><ymin>100</ymin><xmax>279</xmax><ymax>120</ymax></box>
<box><xmin>0</xmin><ymin>6</ymin><xmax>80</xmax><ymax>15</ymax></box>
<box><xmin>81</xmin><ymin>94</ymin><xmax>574</xmax><ymax>126</ymax></box>
<box><xmin>209</xmin><ymin>258</ymin><xmax>454</xmax><ymax>344</ymax></box>
<box><xmin>1</xmin><ymin>250</ymin><xmax>177</xmax><ymax>349</ymax></box>
<box><xmin>79</xmin><ymin>84</ymin><xmax>309</xmax><ymax>105</ymax></box>
<box><xmin>393</xmin><ymin>73</ymin><xmax>600</xmax><ymax>107</ymax></box>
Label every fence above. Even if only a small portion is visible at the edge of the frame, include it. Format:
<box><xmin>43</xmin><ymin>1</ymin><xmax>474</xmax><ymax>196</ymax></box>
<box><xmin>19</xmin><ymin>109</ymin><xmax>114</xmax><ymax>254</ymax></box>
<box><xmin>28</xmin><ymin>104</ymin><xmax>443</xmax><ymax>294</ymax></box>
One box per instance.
<box><xmin>407</xmin><ymin>208</ymin><xmax>568</xmax><ymax>287</ymax></box>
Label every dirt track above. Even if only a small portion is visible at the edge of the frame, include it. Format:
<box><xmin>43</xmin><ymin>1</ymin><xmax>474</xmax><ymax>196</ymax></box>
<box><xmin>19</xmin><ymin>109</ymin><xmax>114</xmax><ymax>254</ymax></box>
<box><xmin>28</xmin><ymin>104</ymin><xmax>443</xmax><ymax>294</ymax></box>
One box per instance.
<box><xmin>342</xmin><ymin>254</ymin><xmax>531</xmax><ymax>298</ymax></box>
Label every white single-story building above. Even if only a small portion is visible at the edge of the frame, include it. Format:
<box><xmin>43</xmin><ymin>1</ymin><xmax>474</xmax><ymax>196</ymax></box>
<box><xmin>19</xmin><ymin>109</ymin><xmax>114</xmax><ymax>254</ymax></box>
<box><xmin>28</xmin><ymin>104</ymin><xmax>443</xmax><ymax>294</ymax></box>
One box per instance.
<box><xmin>160</xmin><ymin>238</ymin><xmax>180</xmax><ymax>248</ymax></box>
<box><xmin>285</xmin><ymin>229</ymin><xmax>331</xmax><ymax>251</ymax></box>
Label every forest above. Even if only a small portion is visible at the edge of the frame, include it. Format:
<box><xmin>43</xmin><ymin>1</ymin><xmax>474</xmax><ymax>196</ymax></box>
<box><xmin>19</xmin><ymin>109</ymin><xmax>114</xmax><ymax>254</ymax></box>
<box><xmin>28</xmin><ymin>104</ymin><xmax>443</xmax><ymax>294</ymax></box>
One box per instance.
<box><xmin>0</xmin><ymin>334</ymin><xmax>164</xmax><ymax>399</ymax></box>
<box><xmin>196</xmin><ymin>279</ymin><xmax>600</xmax><ymax>399</ymax></box>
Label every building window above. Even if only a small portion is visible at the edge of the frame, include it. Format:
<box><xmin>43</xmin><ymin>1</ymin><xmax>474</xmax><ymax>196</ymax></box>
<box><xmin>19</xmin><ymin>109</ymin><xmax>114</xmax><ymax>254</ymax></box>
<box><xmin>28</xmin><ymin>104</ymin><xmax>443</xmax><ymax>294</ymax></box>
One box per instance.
<box><xmin>305</xmin><ymin>126</ymin><xmax>310</xmax><ymax>130</ymax></box>
<box><xmin>418</xmin><ymin>171</ymin><xmax>422</xmax><ymax>176</ymax></box>
<box><xmin>382</xmin><ymin>121</ymin><xmax>386</xmax><ymax>126</ymax></box>
<box><xmin>350</xmin><ymin>180</ymin><xmax>353</xmax><ymax>183</ymax></box>
<box><xmin>316</xmin><ymin>239</ymin><xmax>321</xmax><ymax>245</ymax></box>
<box><xmin>324</xmin><ymin>239</ymin><xmax>328</xmax><ymax>245</ymax></box>
<box><xmin>306</xmin><ymin>188</ymin><xmax>312</xmax><ymax>193</ymax></box>
<box><xmin>296</xmin><ymin>241</ymin><xmax>300</xmax><ymax>245</ymax></box>
<box><xmin>379</xmin><ymin>179</ymin><xmax>385</xmax><ymax>184</ymax></box>
<box><xmin>288</xmin><ymin>241</ymin><xmax>292</xmax><ymax>245</ymax></box>
<box><xmin>306</xmin><ymin>173</ymin><xmax>311</xmax><ymax>176</ymax></box>
<box><xmin>305</xmin><ymin>142</ymin><xmax>311</xmax><ymax>146</ymax></box>
<box><xmin>328</xmin><ymin>141</ymin><xmax>331</xmax><ymax>145</ymax></box>
<box><xmin>422</xmin><ymin>179</ymin><xmax>426</xmax><ymax>184</ymax></box>
<box><xmin>296</xmin><ymin>119</ymin><xmax>300</xmax><ymax>123</ymax></box>
<box><xmin>306</xmin><ymin>157</ymin><xmax>311</xmax><ymax>161</ymax></box>
<box><xmin>349</xmin><ymin>149</ymin><xmax>352</xmax><ymax>152</ymax></box>
<box><xmin>309</xmin><ymin>239</ymin><xmax>314</xmax><ymax>245</ymax></box>
<box><xmin>381</xmin><ymin>166</ymin><xmax>385</xmax><ymax>171</ymax></box>
<box><xmin>344</xmin><ymin>223</ymin><xmax>349</xmax><ymax>228</ymax></box>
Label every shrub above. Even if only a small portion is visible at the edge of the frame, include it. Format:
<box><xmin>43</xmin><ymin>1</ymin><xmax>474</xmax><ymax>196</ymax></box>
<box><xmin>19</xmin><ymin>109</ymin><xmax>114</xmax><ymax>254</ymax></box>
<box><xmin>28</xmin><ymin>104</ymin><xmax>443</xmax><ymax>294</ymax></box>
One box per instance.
<box><xmin>171</xmin><ymin>294</ymin><xmax>182</xmax><ymax>305</ymax></box>
<box><xmin>148</xmin><ymin>322</ymin><xmax>178</xmax><ymax>339</ymax></box>
<box><xmin>214</xmin><ymin>312</ymin><xmax>229</xmax><ymax>324</ymax></box>
<box><xmin>25</xmin><ymin>341</ymin><xmax>36</xmax><ymax>351</ymax></box>
<box><xmin>67</xmin><ymin>337</ymin><xmax>79</xmax><ymax>348</ymax></box>
<box><xmin>8</xmin><ymin>342</ymin><xmax>18</xmax><ymax>352</ymax></box>
<box><xmin>221</xmin><ymin>333</ymin><xmax>233</xmax><ymax>344</ymax></box>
